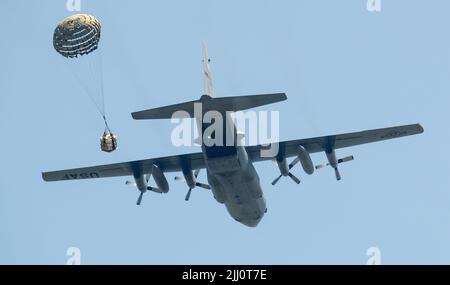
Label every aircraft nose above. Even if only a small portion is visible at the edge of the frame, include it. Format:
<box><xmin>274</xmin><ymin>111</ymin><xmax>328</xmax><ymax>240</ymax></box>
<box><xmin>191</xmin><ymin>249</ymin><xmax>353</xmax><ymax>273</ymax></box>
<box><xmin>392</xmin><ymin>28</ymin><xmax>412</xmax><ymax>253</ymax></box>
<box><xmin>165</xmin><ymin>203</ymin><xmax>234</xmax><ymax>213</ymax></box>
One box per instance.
<box><xmin>241</xmin><ymin>216</ymin><xmax>263</xmax><ymax>227</ymax></box>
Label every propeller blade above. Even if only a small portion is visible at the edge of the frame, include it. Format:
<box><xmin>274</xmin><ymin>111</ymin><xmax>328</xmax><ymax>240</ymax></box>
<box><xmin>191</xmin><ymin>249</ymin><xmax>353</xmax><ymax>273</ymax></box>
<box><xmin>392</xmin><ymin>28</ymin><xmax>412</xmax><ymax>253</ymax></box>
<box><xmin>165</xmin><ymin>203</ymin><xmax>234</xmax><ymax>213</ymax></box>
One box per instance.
<box><xmin>194</xmin><ymin>169</ymin><xmax>201</xmax><ymax>178</ymax></box>
<box><xmin>136</xmin><ymin>192</ymin><xmax>144</xmax><ymax>205</ymax></box>
<box><xmin>185</xmin><ymin>188</ymin><xmax>192</xmax><ymax>201</ymax></box>
<box><xmin>288</xmin><ymin>157</ymin><xmax>300</xmax><ymax>169</ymax></box>
<box><xmin>271</xmin><ymin>174</ymin><xmax>282</xmax><ymax>185</ymax></box>
<box><xmin>338</xmin><ymin>155</ymin><xmax>354</xmax><ymax>164</ymax></box>
<box><xmin>288</xmin><ymin>172</ymin><xmax>301</xmax><ymax>184</ymax></box>
<box><xmin>315</xmin><ymin>163</ymin><xmax>329</xmax><ymax>170</ymax></box>
<box><xmin>195</xmin><ymin>182</ymin><xmax>211</xmax><ymax>190</ymax></box>
<box><xmin>174</xmin><ymin>176</ymin><xmax>186</xmax><ymax>183</ymax></box>
<box><xmin>334</xmin><ymin>168</ymin><xmax>341</xmax><ymax>181</ymax></box>
<box><xmin>125</xmin><ymin>180</ymin><xmax>136</xmax><ymax>187</ymax></box>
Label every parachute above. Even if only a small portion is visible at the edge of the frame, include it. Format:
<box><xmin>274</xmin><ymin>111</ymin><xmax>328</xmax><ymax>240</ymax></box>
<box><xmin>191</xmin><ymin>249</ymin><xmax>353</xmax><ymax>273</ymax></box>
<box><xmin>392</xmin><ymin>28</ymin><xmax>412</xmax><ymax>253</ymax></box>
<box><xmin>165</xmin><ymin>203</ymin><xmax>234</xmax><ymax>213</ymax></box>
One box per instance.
<box><xmin>53</xmin><ymin>14</ymin><xmax>117</xmax><ymax>153</ymax></box>
<box><xmin>53</xmin><ymin>14</ymin><xmax>101</xmax><ymax>58</ymax></box>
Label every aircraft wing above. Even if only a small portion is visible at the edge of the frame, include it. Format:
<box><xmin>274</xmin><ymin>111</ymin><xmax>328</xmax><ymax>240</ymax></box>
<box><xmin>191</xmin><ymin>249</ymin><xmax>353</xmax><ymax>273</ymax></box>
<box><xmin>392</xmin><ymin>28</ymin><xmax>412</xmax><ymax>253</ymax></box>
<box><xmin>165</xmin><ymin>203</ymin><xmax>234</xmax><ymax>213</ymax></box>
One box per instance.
<box><xmin>42</xmin><ymin>152</ymin><xmax>206</xmax><ymax>182</ymax></box>
<box><xmin>42</xmin><ymin>123</ymin><xmax>423</xmax><ymax>182</ymax></box>
<box><xmin>246</xmin><ymin>123</ymin><xmax>424</xmax><ymax>162</ymax></box>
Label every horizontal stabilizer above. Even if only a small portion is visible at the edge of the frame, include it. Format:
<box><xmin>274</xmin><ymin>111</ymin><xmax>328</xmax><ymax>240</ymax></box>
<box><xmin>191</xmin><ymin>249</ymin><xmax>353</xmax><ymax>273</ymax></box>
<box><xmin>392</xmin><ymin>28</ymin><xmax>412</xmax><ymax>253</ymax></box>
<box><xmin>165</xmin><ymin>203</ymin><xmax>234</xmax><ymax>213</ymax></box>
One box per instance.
<box><xmin>131</xmin><ymin>93</ymin><xmax>287</xmax><ymax>120</ymax></box>
<box><xmin>132</xmin><ymin>99</ymin><xmax>198</xmax><ymax>120</ymax></box>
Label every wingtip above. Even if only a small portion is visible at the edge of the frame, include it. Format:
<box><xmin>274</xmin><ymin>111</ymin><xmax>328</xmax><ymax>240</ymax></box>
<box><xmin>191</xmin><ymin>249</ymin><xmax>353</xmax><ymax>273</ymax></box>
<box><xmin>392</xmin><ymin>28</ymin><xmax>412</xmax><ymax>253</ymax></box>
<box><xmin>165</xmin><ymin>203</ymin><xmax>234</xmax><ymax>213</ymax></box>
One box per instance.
<box><xmin>131</xmin><ymin>112</ymin><xmax>141</xmax><ymax>120</ymax></box>
<box><xmin>416</xmin><ymin>123</ymin><xmax>424</xmax><ymax>134</ymax></box>
<box><xmin>41</xmin><ymin>172</ymin><xmax>50</xmax><ymax>182</ymax></box>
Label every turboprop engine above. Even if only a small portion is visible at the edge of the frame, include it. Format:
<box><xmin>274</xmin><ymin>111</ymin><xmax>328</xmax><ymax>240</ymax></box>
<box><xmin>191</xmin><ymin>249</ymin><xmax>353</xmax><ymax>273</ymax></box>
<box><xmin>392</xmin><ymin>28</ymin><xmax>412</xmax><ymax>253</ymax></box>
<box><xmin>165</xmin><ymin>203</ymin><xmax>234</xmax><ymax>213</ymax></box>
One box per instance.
<box><xmin>271</xmin><ymin>156</ymin><xmax>301</xmax><ymax>185</ymax></box>
<box><xmin>315</xmin><ymin>149</ymin><xmax>354</xmax><ymax>181</ymax></box>
<box><xmin>125</xmin><ymin>164</ymin><xmax>169</xmax><ymax>205</ymax></box>
<box><xmin>271</xmin><ymin>145</ymin><xmax>315</xmax><ymax>186</ymax></box>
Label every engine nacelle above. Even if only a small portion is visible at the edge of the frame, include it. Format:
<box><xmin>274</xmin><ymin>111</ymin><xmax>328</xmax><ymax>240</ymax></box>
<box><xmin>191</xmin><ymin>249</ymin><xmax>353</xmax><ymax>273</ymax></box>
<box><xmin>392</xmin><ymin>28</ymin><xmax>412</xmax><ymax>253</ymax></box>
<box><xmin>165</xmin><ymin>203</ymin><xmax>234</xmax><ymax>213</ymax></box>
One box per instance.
<box><xmin>182</xmin><ymin>169</ymin><xmax>196</xmax><ymax>189</ymax></box>
<box><xmin>276</xmin><ymin>157</ymin><xmax>289</xmax><ymax>176</ymax></box>
<box><xmin>297</xmin><ymin>145</ymin><xmax>314</xmax><ymax>175</ymax></box>
<box><xmin>133</xmin><ymin>174</ymin><xmax>148</xmax><ymax>192</ymax></box>
<box><xmin>326</xmin><ymin>149</ymin><xmax>338</xmax><ymax>168</ymax></box>
<box><xmin>152</xmin><ymin>164</ymin><xmax>169</xmax><ymax>193</ymax></box>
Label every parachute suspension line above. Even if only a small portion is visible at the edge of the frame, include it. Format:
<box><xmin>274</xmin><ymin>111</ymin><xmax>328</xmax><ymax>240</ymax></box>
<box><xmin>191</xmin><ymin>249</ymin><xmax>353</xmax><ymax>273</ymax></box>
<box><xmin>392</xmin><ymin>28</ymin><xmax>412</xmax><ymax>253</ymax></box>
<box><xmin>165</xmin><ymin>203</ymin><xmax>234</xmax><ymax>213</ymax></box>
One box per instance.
<box><xmin>103</xmin><ymin>115</ymin><xmax>111</xmax><ymax>134</ymax></box>
<box><xmin>65</xmin><ymin>60</ymin><xmax>104</xmax><ymax>118</ymax></box>
<box><xmin>98</xmin><ymin>50</ymin><xmax>106</xmax><ymax>116</ymax></box>
<box><xmin>87</xmin><ymin>54</ymin><xmax>105</xmax><ymax>118</ymax></box>
<box><xmin>96</xmin><ymin>51</ymin><xmax>109</xmax><ymax>135</ymax></box>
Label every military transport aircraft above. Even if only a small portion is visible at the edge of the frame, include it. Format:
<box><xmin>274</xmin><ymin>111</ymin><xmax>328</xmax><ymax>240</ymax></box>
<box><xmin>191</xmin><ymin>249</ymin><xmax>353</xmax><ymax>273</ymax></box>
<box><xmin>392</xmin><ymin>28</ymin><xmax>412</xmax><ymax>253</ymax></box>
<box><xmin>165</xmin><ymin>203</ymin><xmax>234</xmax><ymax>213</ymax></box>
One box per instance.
<box><xmin>42</xmin><ymin>43</ymin><xmax>424</xmax><ymax>227</ymax></box>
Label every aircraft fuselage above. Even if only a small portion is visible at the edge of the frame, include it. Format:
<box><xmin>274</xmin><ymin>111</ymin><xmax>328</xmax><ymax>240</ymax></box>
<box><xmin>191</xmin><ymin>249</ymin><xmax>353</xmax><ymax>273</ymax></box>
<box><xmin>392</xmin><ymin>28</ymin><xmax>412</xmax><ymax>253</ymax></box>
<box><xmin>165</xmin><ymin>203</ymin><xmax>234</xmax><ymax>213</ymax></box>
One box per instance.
<box><xmin>200</xmin><ymin>109</ymin><xmax>266</xmax><ymax>227</ymax></box>
<box><xmin>205</xmin><ymin>146</ymin><xmax>266</xmax><ymax>227</ymax></box>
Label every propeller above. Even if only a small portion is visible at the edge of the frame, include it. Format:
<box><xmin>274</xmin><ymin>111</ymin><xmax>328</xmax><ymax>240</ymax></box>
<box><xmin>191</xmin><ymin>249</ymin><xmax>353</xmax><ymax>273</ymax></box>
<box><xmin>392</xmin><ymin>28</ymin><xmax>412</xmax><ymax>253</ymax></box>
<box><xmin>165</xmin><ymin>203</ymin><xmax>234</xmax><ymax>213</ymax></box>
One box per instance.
<box><xmin>271</xmin><ymin>157</ymin><xmax>301</xmax><ymax>185</ymax></box>
<box><xmin>125</xmin><ymin>174</ymin><xmax>161</xmax><ymax>205</ymax></box>
<box><xmin>174</xmin><ymin>169</ymin><xmax>211</xmax><ymax>201</ymax></box>
<box><xmin>315</xmin><ymin>155</ymin><xmax>354</xmax><ymax>181</ymax></box>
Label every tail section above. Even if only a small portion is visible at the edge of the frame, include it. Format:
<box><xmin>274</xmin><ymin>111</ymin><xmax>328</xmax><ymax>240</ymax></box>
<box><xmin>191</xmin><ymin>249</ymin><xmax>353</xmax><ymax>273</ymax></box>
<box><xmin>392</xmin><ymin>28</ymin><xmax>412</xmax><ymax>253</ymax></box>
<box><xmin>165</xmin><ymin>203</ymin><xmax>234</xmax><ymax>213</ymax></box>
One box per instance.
<box><xmin>203</xmin><ymin>41</ymin><xmax>213</xmax><ymax>97</ymax></box>
<box><xmin>131</xmin><ymin>42</ymin><xmax>287</xmax><ymax>121</ymax></box>
<box><xmin>131</xmin><ymin>93</ymin><xmax>287</xmax><ymax>120</ymax></box>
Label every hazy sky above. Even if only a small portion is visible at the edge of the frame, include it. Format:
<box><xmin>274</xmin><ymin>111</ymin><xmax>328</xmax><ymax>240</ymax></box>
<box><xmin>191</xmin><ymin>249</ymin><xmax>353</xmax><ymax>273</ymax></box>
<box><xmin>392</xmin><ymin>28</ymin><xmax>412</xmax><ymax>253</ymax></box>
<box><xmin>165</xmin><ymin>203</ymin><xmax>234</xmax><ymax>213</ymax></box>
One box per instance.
<box><xmin>1</xmin><ymin>0</ymin><xmax>449</xmax><ymax>264</ymax></box>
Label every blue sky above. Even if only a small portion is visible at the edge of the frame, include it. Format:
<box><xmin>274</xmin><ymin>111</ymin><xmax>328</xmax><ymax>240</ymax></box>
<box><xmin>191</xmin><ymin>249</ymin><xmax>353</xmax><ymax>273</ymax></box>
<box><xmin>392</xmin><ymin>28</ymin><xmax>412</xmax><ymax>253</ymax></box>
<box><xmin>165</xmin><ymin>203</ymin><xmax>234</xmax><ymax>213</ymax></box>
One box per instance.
<box><xmin>0</xmin><ymin>0</ymin><xmax>449</xmax><ymax>264</ymax></box>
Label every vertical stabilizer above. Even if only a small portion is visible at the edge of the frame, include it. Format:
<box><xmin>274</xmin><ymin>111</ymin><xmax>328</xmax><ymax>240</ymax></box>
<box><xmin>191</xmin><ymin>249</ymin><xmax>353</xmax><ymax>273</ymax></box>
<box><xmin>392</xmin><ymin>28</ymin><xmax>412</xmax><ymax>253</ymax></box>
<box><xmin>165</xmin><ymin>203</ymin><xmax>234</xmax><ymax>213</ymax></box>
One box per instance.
<box><xmin>202</xmin><ymin>41</ymin><xmax>213</xmax><ymax>97</ymax></box>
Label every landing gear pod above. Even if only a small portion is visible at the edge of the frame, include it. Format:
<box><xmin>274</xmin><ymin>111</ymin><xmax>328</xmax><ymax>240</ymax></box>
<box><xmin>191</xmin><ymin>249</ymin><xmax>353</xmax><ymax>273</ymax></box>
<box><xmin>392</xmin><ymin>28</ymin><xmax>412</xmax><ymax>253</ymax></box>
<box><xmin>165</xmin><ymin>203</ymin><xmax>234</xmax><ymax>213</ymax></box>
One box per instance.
<box><xmin>100</xmin><ymin>129</ymin><xmax>117</xmax><ymax>153</ymax></box>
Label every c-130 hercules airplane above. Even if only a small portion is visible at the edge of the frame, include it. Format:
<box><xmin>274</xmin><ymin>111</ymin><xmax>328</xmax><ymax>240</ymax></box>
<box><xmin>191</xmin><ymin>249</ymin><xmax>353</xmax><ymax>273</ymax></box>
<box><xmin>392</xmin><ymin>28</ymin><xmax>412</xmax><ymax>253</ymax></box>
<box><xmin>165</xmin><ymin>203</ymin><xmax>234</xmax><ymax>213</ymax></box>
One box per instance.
<box><xmin>42</xmin><ymin>43</ymin><xmax>424</xmax><ymax>227</ymax></box>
